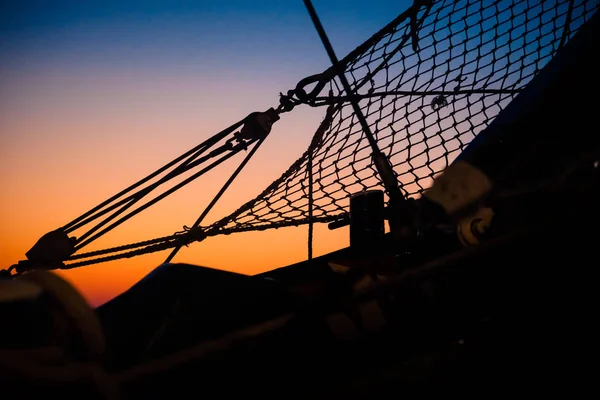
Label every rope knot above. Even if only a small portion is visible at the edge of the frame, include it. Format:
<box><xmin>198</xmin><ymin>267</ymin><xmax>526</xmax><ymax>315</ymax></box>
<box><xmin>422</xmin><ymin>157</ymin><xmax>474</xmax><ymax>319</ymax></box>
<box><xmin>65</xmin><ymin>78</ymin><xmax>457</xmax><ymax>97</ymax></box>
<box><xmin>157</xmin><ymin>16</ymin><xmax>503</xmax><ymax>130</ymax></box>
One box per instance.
<box><xmin>179</xmin><ymin>225</ymin><xmax>207</xmax><ymax>246</ymax></box>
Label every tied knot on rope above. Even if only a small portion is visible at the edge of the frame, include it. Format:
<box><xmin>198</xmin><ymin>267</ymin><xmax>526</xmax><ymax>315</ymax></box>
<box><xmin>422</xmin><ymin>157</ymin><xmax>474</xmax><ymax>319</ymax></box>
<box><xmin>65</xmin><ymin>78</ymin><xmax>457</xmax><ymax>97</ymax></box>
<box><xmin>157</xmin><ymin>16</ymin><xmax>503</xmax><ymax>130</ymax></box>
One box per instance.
<box><xmin>176</xmin><ymin>225</ymin><xmax>207</xmax><ymax>247</ymax></box>
<box><xmin>277</xmin><ymin>90</ymin><xmax>302</xmax><ymax>113</ymax></box>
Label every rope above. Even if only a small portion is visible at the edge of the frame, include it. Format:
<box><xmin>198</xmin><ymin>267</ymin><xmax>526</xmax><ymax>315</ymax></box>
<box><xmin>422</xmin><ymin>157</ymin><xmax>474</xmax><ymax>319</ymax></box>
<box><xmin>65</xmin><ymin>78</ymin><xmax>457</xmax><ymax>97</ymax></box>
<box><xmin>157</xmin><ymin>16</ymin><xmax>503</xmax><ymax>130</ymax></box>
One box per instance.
<box><xmin>67</xmin><ymin>234</ymin><xmax>182</xmax><ymax>260</ymax></box>
<box><xmin>63</xmin><ymin>119</ymin><xmax>244</xmax><ymax>236</ymax></box>
<box><xmin>310</xmin><ymin>88</ymin><xmax>523</xmax><ymax>106</ymax></box>
<box><xmin>73</xmin><ymin>136</ymin><xmax>252</xmax><ymax>251</ymax></box>
<box><xmin>163</xmin><ymin>133</ymin><xmax>271</xmax><ymax>263</ymax></box>
<box><xmin>63</xmin><ymin>235</ymin><xmax>195</xmax><ymax>269</ymax></box>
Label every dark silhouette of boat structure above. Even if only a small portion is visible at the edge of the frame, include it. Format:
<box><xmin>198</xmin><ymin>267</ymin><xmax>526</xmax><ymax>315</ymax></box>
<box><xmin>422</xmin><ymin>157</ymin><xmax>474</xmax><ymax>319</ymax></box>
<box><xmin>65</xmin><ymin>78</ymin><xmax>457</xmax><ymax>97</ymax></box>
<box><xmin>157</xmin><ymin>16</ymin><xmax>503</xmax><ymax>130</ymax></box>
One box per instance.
<box><xmin>1</xmin><ymin>1</ymin><xmax>599</xmax><ymax>397</ymax></box>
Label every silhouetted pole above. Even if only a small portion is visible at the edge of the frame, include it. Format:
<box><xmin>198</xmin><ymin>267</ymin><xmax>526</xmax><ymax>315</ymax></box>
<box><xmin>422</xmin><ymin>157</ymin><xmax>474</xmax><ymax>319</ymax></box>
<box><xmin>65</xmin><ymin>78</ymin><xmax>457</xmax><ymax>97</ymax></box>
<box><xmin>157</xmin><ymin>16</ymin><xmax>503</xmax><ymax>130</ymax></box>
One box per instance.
<box><xmin>303</xmin><ymin>0</ymin><xmax>410</xmax><ymax>237</ymax></box>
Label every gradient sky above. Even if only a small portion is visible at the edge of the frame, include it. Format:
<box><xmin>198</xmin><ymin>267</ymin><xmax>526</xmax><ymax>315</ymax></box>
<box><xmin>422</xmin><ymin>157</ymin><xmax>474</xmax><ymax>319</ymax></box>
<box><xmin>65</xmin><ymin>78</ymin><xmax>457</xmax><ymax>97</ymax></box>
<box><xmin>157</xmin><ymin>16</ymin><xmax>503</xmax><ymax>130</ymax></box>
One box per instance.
<box><xmin>0</xmin><ymin>1</ymin><xmax>413</xmax><ymax>306</ymax></box>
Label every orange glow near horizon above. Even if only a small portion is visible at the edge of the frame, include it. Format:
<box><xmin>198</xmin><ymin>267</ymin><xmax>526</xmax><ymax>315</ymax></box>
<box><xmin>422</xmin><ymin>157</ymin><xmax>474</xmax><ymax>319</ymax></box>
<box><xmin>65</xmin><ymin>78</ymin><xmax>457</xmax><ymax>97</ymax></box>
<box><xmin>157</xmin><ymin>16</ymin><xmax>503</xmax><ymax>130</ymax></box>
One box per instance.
<box><xmin>0</xmin><ymin>72</ymin><xmax>351</xmax><ymax>307</ymax></box>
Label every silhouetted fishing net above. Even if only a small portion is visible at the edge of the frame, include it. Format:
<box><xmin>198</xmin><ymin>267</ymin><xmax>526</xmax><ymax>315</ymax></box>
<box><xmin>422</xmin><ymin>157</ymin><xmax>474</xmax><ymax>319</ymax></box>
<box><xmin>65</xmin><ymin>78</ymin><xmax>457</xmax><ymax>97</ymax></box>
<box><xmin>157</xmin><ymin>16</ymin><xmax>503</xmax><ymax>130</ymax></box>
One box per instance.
<box><xmin>15</xmin><ymin>0</ymin><xmax>596</xmax><ymax>272</ymax></box>
<box><xmin>206</xmin><ymin>0</ymin><xmax>598</xmax><ymax>237</ymax></box>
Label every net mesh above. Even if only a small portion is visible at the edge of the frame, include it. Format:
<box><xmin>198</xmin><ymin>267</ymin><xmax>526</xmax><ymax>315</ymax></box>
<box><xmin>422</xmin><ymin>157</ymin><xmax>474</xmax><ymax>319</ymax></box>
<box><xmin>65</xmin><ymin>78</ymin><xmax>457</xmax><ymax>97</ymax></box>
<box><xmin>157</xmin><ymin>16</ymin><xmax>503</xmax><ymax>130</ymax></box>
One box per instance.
<box><xmin>206</xmin><ymin>0</ymin><xmax>598</xmax><ymax>236</ymax></box>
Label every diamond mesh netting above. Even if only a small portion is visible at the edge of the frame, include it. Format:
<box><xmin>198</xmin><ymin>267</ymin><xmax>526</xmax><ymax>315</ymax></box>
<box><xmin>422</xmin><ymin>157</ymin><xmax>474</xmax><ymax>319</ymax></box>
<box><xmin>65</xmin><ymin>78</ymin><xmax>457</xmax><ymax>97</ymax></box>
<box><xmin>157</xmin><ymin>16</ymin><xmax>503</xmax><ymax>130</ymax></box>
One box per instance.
<box><xmin>205</xmin><ymin>0</ymin><xmax>598</xmax><ymax>236</ymax></box>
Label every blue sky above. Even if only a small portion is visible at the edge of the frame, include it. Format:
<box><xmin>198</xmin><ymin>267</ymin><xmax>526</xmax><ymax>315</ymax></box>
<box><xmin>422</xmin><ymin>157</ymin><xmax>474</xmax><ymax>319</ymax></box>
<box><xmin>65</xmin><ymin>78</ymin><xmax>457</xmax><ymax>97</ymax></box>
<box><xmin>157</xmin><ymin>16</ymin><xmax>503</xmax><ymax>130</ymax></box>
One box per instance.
<box><xmin>1</xmin><ymin>1</ymin><xmax>412</xmax><ymax>81</ymax></box>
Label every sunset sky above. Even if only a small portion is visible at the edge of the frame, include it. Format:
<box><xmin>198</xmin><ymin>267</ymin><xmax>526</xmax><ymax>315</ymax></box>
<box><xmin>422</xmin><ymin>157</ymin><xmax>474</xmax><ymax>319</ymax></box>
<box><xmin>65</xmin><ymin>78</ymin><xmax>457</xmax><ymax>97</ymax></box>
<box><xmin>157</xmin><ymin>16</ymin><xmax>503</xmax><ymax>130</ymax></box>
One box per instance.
<box><xmin>0</xmin><ymin>1</ymin><xmax>413</xmax><ymax>306</ymax></box>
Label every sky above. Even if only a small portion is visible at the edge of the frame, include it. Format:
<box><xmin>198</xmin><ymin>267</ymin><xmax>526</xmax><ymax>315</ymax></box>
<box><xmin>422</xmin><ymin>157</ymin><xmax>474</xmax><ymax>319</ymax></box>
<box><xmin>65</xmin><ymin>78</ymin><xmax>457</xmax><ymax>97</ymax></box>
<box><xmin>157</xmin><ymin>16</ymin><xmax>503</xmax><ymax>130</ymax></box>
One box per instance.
<box><xmin>0</xmin><ymin>0</ymin><xmax>413</xmax><ymax>306</ymax></box>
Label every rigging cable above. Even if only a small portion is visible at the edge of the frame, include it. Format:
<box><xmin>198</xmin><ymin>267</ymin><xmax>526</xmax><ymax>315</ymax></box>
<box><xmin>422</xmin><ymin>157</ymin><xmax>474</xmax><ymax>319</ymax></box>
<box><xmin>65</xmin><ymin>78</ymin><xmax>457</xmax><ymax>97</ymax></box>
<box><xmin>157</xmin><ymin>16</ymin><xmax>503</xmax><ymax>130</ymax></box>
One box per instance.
<box><xmin>163</xmin><ymin>108</ymin><xmax>280</xmax><ymax>263</ymax></box>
